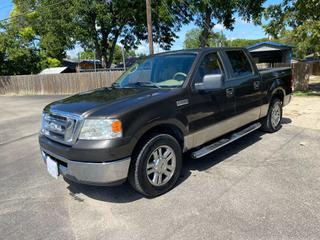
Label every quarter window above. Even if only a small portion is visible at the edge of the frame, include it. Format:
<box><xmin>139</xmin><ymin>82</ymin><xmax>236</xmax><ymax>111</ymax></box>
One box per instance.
<box><xmin>225</xmin><ymin>50</ymin><xmax>253</xmax><ymax>77</ymax></box>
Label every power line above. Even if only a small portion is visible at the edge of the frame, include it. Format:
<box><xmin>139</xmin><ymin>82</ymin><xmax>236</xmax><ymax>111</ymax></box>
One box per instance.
<box><xmin>0</xmin><ymin>0</ymin><xmax>69</xmax><ymax>23</ymax></box>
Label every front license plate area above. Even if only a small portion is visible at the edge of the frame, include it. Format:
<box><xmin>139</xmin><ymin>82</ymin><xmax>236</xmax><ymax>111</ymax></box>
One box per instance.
<box><xmin>47</xmin><ymin>157</ymin><xmax>59</xmax><ymax>179</ymax></box>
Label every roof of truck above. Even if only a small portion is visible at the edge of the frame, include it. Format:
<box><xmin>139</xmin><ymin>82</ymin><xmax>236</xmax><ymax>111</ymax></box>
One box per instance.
<box><xmin>154</xmin><ymin>47</ymin><xmax>245</xmax><ymax>56</ymax></box>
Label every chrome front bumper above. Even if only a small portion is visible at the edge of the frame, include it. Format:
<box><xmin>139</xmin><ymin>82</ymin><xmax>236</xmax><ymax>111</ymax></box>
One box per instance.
<box><xmin>41</xmin><ymin>149</ymin><xmax>131</xmax><ymax>186</ymax></box>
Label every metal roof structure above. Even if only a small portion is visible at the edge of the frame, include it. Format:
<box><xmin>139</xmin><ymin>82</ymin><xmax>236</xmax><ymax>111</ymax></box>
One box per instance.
<box><xmin>247</xmin><ymin>42</ymin><xmax>294</xmax><ymax>52</ymax></box>
<box><xmin>39</xmin><ymin>67</ymin><xmax>69</xmax><ymax>75</ymax></box>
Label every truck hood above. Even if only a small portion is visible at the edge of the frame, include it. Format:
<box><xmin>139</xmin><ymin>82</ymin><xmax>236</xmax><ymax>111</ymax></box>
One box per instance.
<box><xmin>44</xmin><ymin>87</ymin><xmax>173</xmax><ymax>117</ymax></box>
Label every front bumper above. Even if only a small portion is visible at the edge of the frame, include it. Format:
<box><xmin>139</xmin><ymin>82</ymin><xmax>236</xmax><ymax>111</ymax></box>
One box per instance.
<box><xmin>41</xmin><ymin>149</ymin><xmax>131</xmax><ymax>186</ymax></box>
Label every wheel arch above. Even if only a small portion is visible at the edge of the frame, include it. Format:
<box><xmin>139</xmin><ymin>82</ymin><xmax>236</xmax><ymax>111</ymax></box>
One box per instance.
<box><xmin>131</xmin><ymin>121</ymin><xmax>185</xmax><ymax>159</ymax></box>
<box><xmin>271</xmin><ymin>87</ymin><xmax>285</xmax><ymax>103</ymax></box>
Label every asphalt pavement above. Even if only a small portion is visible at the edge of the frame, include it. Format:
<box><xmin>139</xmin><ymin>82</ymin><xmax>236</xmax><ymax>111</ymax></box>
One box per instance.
<box><xmin>1</xmin><ymin>95</ymin><xmax>320</xmax><ymax>240</ymax></box>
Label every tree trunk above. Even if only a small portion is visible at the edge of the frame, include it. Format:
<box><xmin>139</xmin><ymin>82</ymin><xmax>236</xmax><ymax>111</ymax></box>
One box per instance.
<box><xmin>100</xmin><ymin>22</ymin><xmax>111</xmax><ymax>68</ymax></box>
<box><xmin>90</xmin><ymin>13</ymin><xmax>103</xmax><ymax>66</ymax></box>
<box><xmin>94</xmin><ymin>38</ymin><xmax>102</xmax><ymax>62</ymax></box>
<box><xmin>101</xmin><ymin>39</ymin><xmax>109</xmax><ymax>69</ymax></box>
<box><xmin>200</xmin><ymin>7</ymin><xmax>212</xmax><ymax>48</ymax></box>
<box><xmin>107</xmin><ymin>27</ymin><xmax>123</xmax><ymax>68</ymax></box>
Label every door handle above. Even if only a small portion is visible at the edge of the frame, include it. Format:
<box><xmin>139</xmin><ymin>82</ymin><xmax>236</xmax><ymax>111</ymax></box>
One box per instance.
<box><xmin>253</xmin><ymin>81</ymin><xmax>260</xmax><ymax>90</ymax></box>
<box><xmin>226</xmin><ymin>88</ymin><xmax>234</xmax><ymax>98</ymax></box>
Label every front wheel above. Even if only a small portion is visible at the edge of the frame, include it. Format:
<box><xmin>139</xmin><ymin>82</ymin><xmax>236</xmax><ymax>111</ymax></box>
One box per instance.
<box><xmin>128</xmin><ymin>134</ymin><xmax>182</xmax><ymax>197</ymax></box>
<box><xmin>261</xmin><ymin>98</ymin><xmax>283</xmax><ymax>132</ymax></box>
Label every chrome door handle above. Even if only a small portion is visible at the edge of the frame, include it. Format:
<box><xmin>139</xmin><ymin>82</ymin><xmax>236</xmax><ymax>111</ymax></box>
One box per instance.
<box><xmin>226</xmin><ymin>88</ymin><xmax>234</xmax><ymax>97</ymax></box>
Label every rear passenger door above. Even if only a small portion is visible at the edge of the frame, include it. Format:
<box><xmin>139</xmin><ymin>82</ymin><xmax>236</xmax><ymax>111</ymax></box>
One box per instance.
<box><xmin>223</xmin><ymin>49</ymin><xmax>262</xmax><ymax>120</ymax></box>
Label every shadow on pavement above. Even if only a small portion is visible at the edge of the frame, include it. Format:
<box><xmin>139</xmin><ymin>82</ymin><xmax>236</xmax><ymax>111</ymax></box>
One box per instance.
<box><xmin>181</xmin><ymin>130</ymin><xmax>265</xmax><ymax>175</ymax></box>
<box><xmin>66</xmin><ymin>119</ymin><xmax>293</xmax><ymax>203</ymax></box>
<box><xmin>282</xmin><ymin>117</ymin><xmax>292</xmax><ymax>125</ymax></box>
<box><xmin>66</xmin><ymin>179</ymin><xmax>143</xmax><ymax>203</ymax></box>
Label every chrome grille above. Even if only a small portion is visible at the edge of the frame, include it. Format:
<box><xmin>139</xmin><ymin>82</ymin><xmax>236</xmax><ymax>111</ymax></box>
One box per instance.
<box><xmin>41</xmin><ymin>111</ymin><xmax>82</xmax><ymax>145</ymax></box>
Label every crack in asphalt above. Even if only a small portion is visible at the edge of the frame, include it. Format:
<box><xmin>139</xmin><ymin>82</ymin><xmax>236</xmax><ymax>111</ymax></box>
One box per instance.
<box><xmin>0</xmin><ymin>132</ymin><xmax>39</xmax><ymax>147</ymax></box>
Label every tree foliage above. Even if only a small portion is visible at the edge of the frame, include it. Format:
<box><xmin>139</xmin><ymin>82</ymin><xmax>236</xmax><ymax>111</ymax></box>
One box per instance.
<box><xmin>184</xmin><ymin>28</ymin><xmax>227</xmax><ymax>48</ymax></box>
<box><xmin>1</xmin><ymin>0</ymin><xmax>190</xmax><ymax>75</ymax></box>
<box><xmin>79</xmin><ymin>46</ymin><xmax>136</xmax><ymax>65</ymax></box>
<box><xmin>262</xmin><ymin>0</ymin><xmax>320</xmax><ymax>58</ymax></box>
<box><xmin>0</xmin><ymin>5</ymin><xmax>41</xmax><ymax>75</ymax></box>
<box><xmin>71</xmin><ymin>0</ymin><xmax>190</xmax><ymax>67</ymax></box>
<box><xmin>183</xmin><ymin>0</ymin><xmax>265</xmax><ymax>47</ymax></box>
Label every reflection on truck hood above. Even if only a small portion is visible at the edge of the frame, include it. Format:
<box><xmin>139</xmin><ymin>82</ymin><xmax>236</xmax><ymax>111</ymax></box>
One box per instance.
<box><xmin>44</xmin><ymin>87</ymin><xmax>171</xmax><ymax>117</ymax></box>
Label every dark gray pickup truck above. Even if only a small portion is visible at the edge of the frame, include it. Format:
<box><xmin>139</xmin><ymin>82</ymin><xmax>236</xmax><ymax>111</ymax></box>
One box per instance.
<box><xmin>39</xmin><ymin>48</ymin><xmax>292</xmax><ymax>197</ymax></box>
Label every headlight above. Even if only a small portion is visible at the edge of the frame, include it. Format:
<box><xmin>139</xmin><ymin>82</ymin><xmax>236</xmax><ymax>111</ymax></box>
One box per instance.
<box><xmin>79</xmin><ymin>119</ymin><xmax>122</xmax><ymax>140</ymax></box>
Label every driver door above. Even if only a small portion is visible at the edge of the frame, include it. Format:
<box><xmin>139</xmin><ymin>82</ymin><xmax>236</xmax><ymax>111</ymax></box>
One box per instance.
<box><xmin>187</xmin><ymin>51</ymin><xmax>237</xmax><ymax>148</ymax></box>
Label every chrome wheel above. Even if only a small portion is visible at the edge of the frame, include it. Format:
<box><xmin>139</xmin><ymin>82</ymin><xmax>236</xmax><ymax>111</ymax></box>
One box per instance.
<box><xmin>146</xmin><ymin>145</ymin><xmax>176</xmax><ymax>187</ymax></box>
<box><xmin>271</xmin><ymin>102</ymin><xmax>281</xmax><ymax>128</ymax></box>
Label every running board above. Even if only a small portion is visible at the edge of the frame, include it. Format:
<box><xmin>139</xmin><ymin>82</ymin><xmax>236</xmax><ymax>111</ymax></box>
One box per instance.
<box><xmin>191</xmin><ymin>122</ymin><xmax>262</xmax><ymax>159</ymax></box>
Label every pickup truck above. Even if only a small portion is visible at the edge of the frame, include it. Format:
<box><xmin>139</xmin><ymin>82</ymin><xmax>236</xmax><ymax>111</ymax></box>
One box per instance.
<box><xmin>39</xmin><ymin>48</ymin><xmax>293</xmax><ymax>197</ymax></box>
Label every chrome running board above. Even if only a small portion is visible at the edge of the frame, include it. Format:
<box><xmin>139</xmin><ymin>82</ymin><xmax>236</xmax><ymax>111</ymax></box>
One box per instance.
<box><xmin>191</xmin><ymin>122</ymin><xmax>261</xmax><ymax>159</ymax></box>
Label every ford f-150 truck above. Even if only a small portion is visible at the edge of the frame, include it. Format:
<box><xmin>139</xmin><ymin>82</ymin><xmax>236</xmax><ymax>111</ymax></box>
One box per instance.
<box><xmin>39</xmin><ymin>48</ymin><xmax>292</xmax><ymax>197</ymax></box>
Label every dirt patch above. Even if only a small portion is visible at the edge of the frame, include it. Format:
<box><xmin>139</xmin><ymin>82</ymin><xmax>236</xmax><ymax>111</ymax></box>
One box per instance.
<box><xmin>284</xmin><ymin>96</ymin><xmax>320</xmax><ymax>130</ymax></box>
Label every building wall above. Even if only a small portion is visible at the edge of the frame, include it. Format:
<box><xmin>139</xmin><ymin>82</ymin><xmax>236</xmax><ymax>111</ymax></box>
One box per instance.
<box><xmin>249</xmin><ymin>49</ymin><xmax>292</xmax><ymax>64</ymax></box>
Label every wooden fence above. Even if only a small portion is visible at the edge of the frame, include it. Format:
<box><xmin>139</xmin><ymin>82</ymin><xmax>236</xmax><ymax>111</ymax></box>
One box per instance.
<box><xmin>256</xmin><ymin>61</ymin><xmax>320</xmax><ymax>91</ymax></box>
<box><xmin>0</xmin><ymin>61</ymin><xmax>319</xmax><ymax>95</ymax></box>
<box><xmin>0</xmin><ymin>71</ymin><xmax>124</xmax><ymax>95</ymax></box>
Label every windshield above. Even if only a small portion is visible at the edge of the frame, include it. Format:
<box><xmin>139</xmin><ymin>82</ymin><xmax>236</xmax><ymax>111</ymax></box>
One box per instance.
<box><xmin>114</xmin><ymin>53</ymin><xmax>196</xmax><ymax>88</ymax></box>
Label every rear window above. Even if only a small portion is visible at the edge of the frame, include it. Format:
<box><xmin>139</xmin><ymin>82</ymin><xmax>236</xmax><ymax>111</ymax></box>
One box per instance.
<box><xmin>225</xmin><ymin>50</ymin><xmax>253</xmax><ymax>77</ymax></box>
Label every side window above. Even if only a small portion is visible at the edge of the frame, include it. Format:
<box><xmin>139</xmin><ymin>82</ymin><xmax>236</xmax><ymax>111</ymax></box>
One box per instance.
<box><xmin>194</xmin><ymin>52</ymin><xmax>223</xmax><ymax>84</ymax></box>
<box><xmin>225</xmin><ymin>50</ymin><xmax>253</xmax><ymax>77</ymax></box>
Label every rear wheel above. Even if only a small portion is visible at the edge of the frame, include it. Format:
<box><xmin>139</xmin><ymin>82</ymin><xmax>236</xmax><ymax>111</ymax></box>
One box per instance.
<box><xmin>128</xmin><ymin>134</ymin><xmax>182</xmax><ymax>197</ymax></box>
<box><xmin>261</xmin><ymin>98</ymin><xmax>283</xmax><ymax>132</ymax></box>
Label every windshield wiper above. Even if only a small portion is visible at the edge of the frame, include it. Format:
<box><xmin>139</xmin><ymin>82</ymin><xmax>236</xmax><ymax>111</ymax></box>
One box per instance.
<box><xmin>133</xmin><ymin>81</ymin><xmax>161</xmax><ymax>88</ymax></box>
<box><xmin>111</xmin><ymin>82</ymin><xmax>121</xmax><ymax>88</ymax></box>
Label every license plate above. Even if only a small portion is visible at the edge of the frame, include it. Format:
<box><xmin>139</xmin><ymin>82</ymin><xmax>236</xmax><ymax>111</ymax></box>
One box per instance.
<box><xmin>46</xmin><ymin>156</ymin><xmax>59</xmax><ymax>179</ymax></box>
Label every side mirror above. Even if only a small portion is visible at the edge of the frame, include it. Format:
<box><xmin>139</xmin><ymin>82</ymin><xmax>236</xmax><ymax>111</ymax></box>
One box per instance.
<box><xmin>195</xmin><ymin>74</ymin><xmax>223</xmax><ymax>91</ymax></box>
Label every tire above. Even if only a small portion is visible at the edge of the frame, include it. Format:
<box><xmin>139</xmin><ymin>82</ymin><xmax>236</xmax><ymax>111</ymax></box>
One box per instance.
<box><xmin>261</xmin><ymin>98</ymin><xmax>283</xmax><ymax>133</ymax></box>
<box><xmin>128</xmin><ymin>134</ymin><xmax>182</xmax><ymax>197</ymax></box>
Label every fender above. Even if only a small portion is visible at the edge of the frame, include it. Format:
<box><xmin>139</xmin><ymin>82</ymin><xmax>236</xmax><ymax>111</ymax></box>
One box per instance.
<box><xmin>269</xmin><ymin>85</ymin><xmax>286</xmax><ymax>101</ymax></box>
<box><xmin>134</xmin><ymin>117</ymin><xmax>187</xmax><ymax>140</ymax></box>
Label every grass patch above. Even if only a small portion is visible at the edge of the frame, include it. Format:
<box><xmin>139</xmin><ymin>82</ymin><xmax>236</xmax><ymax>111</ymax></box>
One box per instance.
<box><xmin>293</xmin><ymin>90</ymin><xmax>320</xmax><ymax>96</ymax></box>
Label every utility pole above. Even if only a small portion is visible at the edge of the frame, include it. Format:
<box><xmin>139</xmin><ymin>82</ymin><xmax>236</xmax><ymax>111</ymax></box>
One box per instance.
<box><xmin>146</xmin><ymin>0</ymin><xmax>154</xmax><ymax>55</ymax></box>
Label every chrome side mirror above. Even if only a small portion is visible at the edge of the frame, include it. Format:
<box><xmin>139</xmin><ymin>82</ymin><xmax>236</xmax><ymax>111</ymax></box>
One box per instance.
<box><xmin>195</xmin><ymin>74</ymin><xmax>223</xmax><ymax>91</ymax></box>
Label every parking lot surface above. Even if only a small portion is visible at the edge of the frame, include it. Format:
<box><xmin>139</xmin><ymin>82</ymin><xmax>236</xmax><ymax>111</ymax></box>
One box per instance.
<box><xmin>1</xmin><ymin>95</ymin><xmax>320</xmax><ymax>240</ymax></box>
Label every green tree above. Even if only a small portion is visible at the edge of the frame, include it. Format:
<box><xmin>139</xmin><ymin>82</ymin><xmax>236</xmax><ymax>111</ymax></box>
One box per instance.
<box><xmin>0</xmin><ymin>5</ymin><xmax>41</xmax><ymax>75</ymax></box>
<box><xmin>14</xmin><ymin>0</ymin><xmax>75</xmax><ymax>62</ymax></box>
<box><xmin>226</xmin><ymin>38</ymin><xmax>269</xmax><ymax>47</ymax></box>
<box><xmin>12</xmin><ymin>0</ymin><xmax>190</xmax><ymax>69</ymax></box>
<box><xmin>262</xmin><ymin>0</ymin><xmax>320</xmax><ymax>58</ymax></box>
<box><xmin>79</xmin><ymin>46</ymin><xmax>136</xmax><ymax>65</ymax></box>
<box><xmin>80</xmin><ymin>49</ymin><xmax>95</xmax><ymax>60</ymax></box>
<box><xmin>183</xmin><ymin>0</ymin><xmax>265</xmax><ymax>47</ymax></box>
<box><xmin>184</xmin><ymin>28</ymin><xmax>227</xmax><ymax>48</ymax></box>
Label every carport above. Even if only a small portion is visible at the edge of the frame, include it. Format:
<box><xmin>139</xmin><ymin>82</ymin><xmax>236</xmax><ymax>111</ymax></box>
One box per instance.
<box><xmin>247</xmin><ymin>41</ymin><xmax>293</xmax><ymax>64</ymax></box>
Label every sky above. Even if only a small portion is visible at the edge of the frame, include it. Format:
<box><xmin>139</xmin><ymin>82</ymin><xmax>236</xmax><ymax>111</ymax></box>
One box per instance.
<box><xmin>0</xmin><ymin>0</ymin><xmax>281</xmax><ymax>56</ymax></box>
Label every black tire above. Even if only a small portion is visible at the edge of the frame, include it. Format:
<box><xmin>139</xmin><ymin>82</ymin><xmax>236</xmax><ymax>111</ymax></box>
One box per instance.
<box><xmin>261</xmin><ymin>98</ymin><xmax>283</xmax><ymax>133</ymax></box>
<box><xmin>128</xmin><ymin>134</ymin><xmax>182</xmax><ymax>197</ymax></box>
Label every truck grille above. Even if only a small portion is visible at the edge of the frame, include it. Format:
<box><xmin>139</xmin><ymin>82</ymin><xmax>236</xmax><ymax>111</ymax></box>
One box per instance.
<box><xmin>41</xmin><ymin>111</ymin><xmax>82</xmax><ymax>145</ymax></box>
